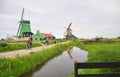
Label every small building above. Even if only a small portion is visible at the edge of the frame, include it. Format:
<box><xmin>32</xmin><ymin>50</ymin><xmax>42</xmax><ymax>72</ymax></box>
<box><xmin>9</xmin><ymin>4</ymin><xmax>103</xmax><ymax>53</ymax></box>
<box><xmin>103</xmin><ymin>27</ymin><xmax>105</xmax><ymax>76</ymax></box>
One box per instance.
<box><xmin>32</xmin><ymin>30</ymin><xmax>56</xmax><ymax>41</ymax></box>
<box><xmin>32</xmin><ymin>30</ymin><xmax>45</xmax><ymax>40</ymax></box>
<box><xmin>41</xmin><ymin>33</ymin><xmax>55</xmax><ymax>40</ymax></box>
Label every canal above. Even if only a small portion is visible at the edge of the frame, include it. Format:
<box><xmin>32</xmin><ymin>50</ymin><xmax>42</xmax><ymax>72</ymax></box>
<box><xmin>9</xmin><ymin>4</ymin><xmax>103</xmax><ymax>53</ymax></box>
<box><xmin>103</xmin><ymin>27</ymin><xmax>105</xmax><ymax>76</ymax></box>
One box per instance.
<box><xmin>22</xmin><ymin>47</ymin><xmax>88</xmax><ymax>77</ymax></box>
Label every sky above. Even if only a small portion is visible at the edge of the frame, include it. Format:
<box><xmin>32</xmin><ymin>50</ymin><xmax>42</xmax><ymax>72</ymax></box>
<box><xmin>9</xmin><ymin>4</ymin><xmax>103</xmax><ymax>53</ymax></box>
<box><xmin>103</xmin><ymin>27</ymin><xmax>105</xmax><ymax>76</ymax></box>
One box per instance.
<box><xmin>0</xmin><ymin>0</ymin><xmax>120</xmax><ymax>39</ymax></box>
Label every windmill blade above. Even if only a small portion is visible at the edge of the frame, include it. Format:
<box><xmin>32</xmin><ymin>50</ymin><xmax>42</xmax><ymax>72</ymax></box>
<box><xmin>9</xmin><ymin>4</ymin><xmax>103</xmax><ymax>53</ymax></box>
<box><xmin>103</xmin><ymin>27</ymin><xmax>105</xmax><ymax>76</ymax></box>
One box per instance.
<box><xmin>68</xmin><ymin>23</ymin><xmax>72</xmax><ymax>28</ymax></box>
<box><xmin>17</xmin><ymin>23</ymin><xmax>21</xmax><ymax>36</ymax></box>
<box><xmin>16</xmin><ymin>8</ymin><xmax>24</xmax><ymax>37</ymax></box>
<box><xmin>64</xmin><ymin>30</ymin><xmax>67</xmax><ymax>35</ymax></box>
<box><xmin>21</xmin><ymin>8</ymin><xmax>24</xmax><ymax>20</ymax></box>
<box><xmin>63</xmin><ymin>26</ymin><xmax>67</xmax><ymax>34</ymax></box>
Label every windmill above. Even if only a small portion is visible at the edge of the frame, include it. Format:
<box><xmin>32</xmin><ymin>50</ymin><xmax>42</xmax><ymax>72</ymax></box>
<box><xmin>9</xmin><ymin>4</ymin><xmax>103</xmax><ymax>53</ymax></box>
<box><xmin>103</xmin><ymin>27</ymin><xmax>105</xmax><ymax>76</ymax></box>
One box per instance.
<box><xmin>64</xmin><ymin>23</ymin><xmax>78</xmax><ymax>40</ymax></box>
<box><xmin>17</xmin><ymin>8</ymin><xmax>33</xmax><ymax>38</ymax></box>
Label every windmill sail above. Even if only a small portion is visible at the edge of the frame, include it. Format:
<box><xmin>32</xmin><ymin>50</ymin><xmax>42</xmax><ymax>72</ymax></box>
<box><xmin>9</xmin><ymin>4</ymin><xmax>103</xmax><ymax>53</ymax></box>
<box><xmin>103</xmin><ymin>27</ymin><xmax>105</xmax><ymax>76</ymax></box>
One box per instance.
<box><xmin>21</xmin><ymin>8</ymin><xmax>24</xmax><ymax>20</ymax></box>
<box><xmin>17</xmin><ymin>24</ymin><xmax>21</xmax><ymax>36</ymax></box>
<box><xmin>17</xmin><ymin>8</ymin><xmax>24</xmax><ymax>36</ymax></box>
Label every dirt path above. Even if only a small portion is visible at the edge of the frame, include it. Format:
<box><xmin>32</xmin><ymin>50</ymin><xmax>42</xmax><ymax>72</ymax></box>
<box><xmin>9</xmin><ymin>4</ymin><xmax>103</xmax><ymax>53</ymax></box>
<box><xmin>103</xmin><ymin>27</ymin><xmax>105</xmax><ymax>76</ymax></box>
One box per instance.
<box><xmin>0</xmin><ymin>44</ymin><xmax>55</xmax><ymax>58</ymax></box>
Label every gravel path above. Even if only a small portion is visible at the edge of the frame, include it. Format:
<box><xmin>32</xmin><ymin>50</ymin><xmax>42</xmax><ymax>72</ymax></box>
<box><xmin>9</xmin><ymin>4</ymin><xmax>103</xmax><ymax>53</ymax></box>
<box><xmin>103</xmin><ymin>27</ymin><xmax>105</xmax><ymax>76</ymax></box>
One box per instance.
<box><xmin>0</xmin><ymin>44</ymin><xmax>55</xmax><ymax>58</ymax></box>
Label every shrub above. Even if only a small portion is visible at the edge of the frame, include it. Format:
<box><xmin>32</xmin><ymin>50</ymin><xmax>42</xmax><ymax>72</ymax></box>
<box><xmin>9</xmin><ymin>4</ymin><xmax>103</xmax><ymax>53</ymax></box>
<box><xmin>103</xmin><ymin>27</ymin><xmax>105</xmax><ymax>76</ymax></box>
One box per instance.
<box><xmin>0</xmin><ymin>43</ymin><xmax>8</xmax><ymax>47</ymax></box>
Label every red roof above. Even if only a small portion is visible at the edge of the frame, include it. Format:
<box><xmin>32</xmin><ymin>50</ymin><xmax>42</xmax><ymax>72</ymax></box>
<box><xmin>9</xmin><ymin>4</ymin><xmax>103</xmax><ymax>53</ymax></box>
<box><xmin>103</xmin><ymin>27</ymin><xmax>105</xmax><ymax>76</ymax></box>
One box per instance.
<box><xmin>41</xmin><ymin>33</ymin><xmax>54</xmax><ymax>37</ymax></box>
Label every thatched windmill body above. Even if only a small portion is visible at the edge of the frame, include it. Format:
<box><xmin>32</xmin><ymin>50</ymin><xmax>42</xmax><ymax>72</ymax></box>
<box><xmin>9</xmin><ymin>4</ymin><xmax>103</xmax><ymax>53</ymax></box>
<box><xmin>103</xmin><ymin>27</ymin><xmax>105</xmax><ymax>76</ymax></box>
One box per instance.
<box><xmin>17</xmin><ymin>8</ymin><xmax>33</xmax><ymax>38</ymax></box>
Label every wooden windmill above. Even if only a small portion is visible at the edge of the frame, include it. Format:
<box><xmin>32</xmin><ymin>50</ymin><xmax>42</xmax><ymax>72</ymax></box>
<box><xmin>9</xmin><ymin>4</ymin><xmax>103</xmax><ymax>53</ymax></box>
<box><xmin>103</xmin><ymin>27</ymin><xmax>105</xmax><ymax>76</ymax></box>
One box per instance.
<box><xmin>64</xmin><ymin>23</ymin><xmax>78</xmax><ymax>40</ymax></box>
<box><xmin>17</xmin><ymin>8</ymin><xmax>33</xmax><ymax>38</ymax></box>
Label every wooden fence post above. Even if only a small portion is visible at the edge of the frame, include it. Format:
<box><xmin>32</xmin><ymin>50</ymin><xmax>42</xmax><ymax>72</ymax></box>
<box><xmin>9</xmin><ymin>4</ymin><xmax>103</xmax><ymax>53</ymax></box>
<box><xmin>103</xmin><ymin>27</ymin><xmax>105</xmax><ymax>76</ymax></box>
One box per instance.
<box><xmin>74</xmin><ymin>61</ymin><xmax>78</xmax><ymax>77</ymax></box>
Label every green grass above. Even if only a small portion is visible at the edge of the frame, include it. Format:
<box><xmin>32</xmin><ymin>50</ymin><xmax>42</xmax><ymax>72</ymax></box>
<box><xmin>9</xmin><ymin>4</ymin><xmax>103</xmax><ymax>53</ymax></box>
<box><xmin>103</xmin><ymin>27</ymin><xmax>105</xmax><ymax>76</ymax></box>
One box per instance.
<box><xmin>0</xmin><ymin>42</ymin><xmax>42</xmax><ymax>52</ymax></box>
<box><xmin>0</xmin><ymin>41</ymin><xmax>73</xmax><ymax>77</ymax></box>
<box><xmin>82</xmin><ymin>42</ymin><xmax>120</xmax><ymax>61</ymax></box>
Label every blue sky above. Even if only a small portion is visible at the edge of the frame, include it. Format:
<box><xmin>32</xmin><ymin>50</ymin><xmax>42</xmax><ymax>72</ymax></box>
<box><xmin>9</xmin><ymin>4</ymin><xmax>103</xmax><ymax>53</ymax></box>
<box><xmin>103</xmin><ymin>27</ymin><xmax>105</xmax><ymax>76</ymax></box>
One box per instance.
<box><xmin>0</xmin><ymin>0</ymin><xmax>120</xmax><ymax>39</ymax></box>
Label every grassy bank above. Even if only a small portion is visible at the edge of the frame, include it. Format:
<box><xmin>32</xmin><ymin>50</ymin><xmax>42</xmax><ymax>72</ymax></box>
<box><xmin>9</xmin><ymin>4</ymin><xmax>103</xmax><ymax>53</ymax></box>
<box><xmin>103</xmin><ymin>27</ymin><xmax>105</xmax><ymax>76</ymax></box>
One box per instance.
<box><xmin>0</xmin><ymin>41</ymin><xmax>73</xmax><ymax>77</ymax></box>
<box><xmin>79</xmin><ymin>42</ymin><xmax>120</xmax><ymax>74</ymax></box>
<box><xmin>0</xmin><ymin>42</ymin><xmax>42</xmax><ymax>52</ymax></box>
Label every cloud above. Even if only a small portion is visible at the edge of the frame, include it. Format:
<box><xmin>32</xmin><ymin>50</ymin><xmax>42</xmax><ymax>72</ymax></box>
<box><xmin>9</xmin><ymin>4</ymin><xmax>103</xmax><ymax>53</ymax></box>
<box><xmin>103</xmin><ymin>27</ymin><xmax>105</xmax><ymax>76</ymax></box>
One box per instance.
<box><xmin>0</xmin><ymin>0</ymin><xmax>120</xmax><ymax>39</ymax></box>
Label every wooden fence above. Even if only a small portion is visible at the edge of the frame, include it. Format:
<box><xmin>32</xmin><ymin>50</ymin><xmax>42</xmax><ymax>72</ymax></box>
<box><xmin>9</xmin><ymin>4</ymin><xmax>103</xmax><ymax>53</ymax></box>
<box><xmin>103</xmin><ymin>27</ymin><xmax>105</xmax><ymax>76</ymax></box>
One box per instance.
<box><xmin>74</xmin><ymin>61</ymin><xmax>120</xmax><ymax>77</ymax></box>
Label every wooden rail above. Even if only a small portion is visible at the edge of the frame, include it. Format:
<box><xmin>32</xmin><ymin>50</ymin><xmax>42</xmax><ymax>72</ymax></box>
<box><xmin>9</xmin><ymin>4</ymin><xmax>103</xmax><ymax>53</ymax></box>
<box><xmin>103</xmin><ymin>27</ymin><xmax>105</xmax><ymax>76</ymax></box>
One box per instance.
<box><xmin>74</xmin><ymin>61</ymin><xmax>120</xmax><ymax>77</ymax></box>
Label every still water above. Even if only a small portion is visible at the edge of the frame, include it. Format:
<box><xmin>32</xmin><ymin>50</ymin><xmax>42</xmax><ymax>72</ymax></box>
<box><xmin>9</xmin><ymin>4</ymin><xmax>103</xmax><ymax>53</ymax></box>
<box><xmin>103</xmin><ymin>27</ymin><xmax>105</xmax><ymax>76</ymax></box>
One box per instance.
<box><xmin>22</xmin><ymin>47</ymin><xmax>88</xmax><ymax>77</ymax></box>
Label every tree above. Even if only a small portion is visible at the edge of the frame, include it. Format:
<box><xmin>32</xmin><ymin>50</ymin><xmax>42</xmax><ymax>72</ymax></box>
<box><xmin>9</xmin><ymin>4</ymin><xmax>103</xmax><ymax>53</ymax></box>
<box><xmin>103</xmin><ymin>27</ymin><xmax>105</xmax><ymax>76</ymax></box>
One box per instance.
<box><xmin>95</xmin><ymin>36</ymin><xmax>102</xmax><ymax>42</ymax></box>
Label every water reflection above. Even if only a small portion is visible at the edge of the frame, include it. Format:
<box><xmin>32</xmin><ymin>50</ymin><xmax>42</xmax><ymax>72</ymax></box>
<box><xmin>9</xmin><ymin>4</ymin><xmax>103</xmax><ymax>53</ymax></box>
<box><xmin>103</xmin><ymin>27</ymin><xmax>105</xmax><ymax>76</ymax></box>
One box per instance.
<box><xmin>21</xmin><ymin>47</ymin><xmax>88</xmax><ymax>77</ymax></box>
<box><xmin>67</xmin><ymin>46</ymin><xmax>73</xmax><ymax>59</ymax></box>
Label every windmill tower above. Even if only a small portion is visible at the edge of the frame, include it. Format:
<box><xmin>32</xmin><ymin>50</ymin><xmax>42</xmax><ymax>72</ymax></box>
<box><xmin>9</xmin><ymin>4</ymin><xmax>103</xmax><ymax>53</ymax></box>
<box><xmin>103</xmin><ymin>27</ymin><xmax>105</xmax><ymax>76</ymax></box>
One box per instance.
<box><xmin>64</xmin><ymin>23</ymin><xmax>78</xmax><ymax>40</ymax></box>
<box><xmin>17</xmin><ymin>8</ymin><xmax>33</xmax><ymax>38</ymax></box>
